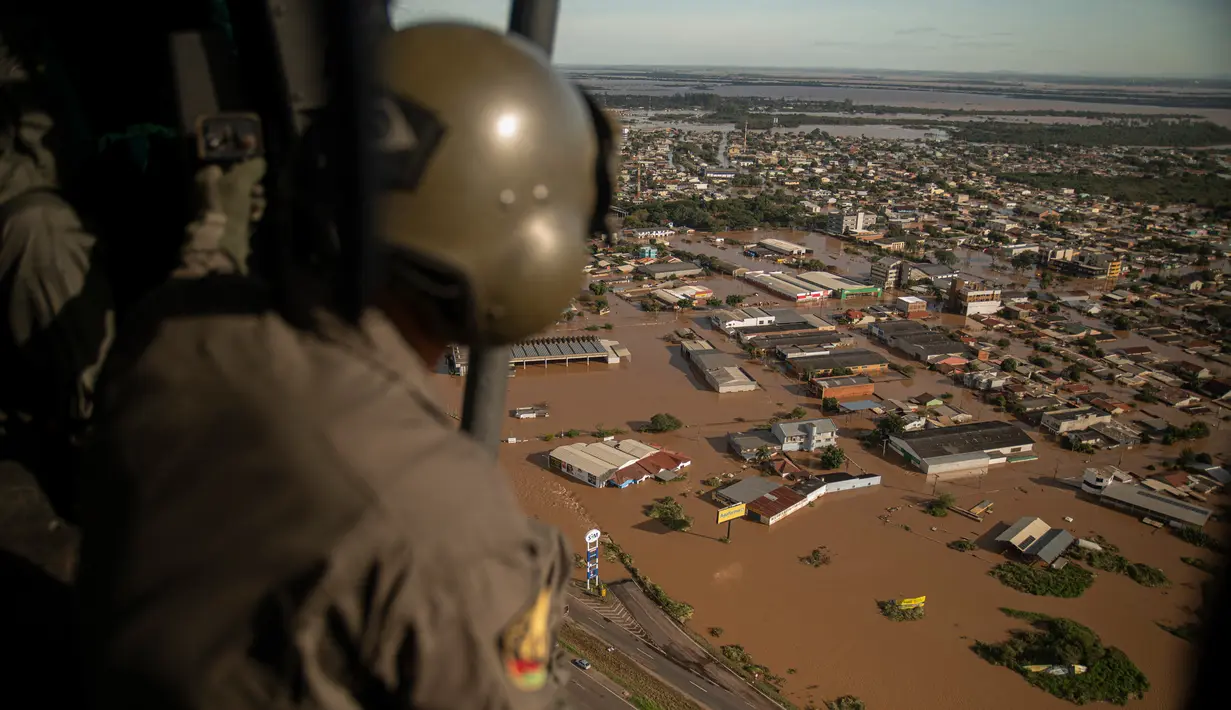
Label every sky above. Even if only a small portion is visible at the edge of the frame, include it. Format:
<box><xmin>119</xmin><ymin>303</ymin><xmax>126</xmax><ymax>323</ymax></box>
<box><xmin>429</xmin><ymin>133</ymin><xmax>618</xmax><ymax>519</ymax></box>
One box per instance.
<box><xmin>390</xmin><ymin>0</ymin><xmax>1231</xmax><ymax>78</ymax></box>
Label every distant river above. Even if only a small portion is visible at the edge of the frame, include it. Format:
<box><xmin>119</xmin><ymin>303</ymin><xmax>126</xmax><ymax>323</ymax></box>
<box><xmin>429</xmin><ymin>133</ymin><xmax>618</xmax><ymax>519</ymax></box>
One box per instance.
<box><xmin>584</xmin><ymin>79</ymin><xmax>1231</xmax><ymax>127</ymax></box>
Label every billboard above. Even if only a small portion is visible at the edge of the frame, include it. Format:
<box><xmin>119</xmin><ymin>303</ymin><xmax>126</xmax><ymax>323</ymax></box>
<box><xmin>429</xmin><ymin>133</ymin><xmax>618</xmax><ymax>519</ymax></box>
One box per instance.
<box><xmin>585</xmin><ymin>529</ymin><xmax>602</xmax><ymax>545</ymax></box>
<box><xmin>586</xmin><ymin>566</ymin><xmax>598</xmax><ymax>579</ymax></box>
<box><xmin>716</xmin><ymin>503</ymin><xmax>747</xmax><ymax>524</ymax></box>
<box><xmin>898</xmin><ymin>596</ymin><xmax>927</xmax><ymax>609</ymax></box>
<box><xmin>586</xmin><ymin>550</ymin><xmax>599</xmax><ymax>563</ymax></box>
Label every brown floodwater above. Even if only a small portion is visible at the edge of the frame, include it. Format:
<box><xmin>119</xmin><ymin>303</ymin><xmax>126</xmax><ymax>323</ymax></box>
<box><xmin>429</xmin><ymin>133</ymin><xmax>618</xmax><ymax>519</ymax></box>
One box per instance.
<box><xmin>431</xmin><ymin>307</ymin><xmax>1226</xmax><ymax>710</ymax></box>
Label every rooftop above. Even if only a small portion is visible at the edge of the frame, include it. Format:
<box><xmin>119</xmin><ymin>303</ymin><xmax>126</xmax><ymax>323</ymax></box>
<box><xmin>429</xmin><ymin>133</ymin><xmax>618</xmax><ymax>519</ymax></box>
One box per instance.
<box><xmin>893</xmin><ymin>421</ymin><xmax>1034</xmax><ymax>460</ymax></box>
<box><xmin>717</xmin><ymin>477</ymin><xmax>784</xmax><ymax>504</ymax></box>
<box><xmin>1099</xmin><ymin>482</ymin><xmax>1213</xmax><ymax>527</ymax></box>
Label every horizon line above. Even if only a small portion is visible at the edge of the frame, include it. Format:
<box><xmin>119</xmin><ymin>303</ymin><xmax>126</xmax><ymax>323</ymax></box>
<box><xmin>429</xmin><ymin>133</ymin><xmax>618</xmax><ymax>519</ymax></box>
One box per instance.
<box><xmin>555</xmin><ymin>63</ymin><xmax>1231</xmax><ymax>83</ymax></box>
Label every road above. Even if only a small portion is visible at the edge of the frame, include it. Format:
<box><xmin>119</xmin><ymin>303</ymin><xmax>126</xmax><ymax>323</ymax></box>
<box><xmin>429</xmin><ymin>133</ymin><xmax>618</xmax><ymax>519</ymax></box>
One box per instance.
<box><xmin>562</xmin><ymin>651</ymin><xmax>637</xmax><ymax>710</ymax></box>
<box><xmin>566</xmin><ymin>590</ymin><xmax>762</xmax><ymax>710</ymax></box>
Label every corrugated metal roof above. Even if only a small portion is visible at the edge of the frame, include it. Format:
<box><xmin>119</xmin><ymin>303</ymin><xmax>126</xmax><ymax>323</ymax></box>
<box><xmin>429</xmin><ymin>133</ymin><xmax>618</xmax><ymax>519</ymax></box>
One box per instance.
<box><xmin>581</xmin><ymin>443</ymin><xmax>639</xmax><ymax>468</ymax></box>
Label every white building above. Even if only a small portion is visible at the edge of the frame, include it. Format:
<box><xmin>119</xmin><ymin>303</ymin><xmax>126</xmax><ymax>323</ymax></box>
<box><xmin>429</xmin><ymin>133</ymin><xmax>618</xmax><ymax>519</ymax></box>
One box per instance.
<box><xmin>548</xmin><ymin>439</ymin><xmax>691</xmax><ymax>489</ymax></box>
<box><xmin>758</xmin><ymin>238</ymin><xmax>809</xmax><ymax>256</ymax></box>
<box><xmin>771</xmin><ymin>419</ymin><xmax>839</xmax><ymax>452</ymax></box>
<box><xmin>827</xmin><ymin>210</ymin><xmax>878</xmax><ymax>234</ymax></box>
<box><xmin>710</xmin><ymin>307</ymin><xmax>775</xmax><ymax>333</ymax></box>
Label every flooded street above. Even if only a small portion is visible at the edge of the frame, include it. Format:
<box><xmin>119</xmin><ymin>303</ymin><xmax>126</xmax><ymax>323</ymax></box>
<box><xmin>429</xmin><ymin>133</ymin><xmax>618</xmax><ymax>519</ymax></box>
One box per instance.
<box><xmin>430</xmin><ymin>304</ymin><xmax>1225</xmax><ymax>710</ymax></box>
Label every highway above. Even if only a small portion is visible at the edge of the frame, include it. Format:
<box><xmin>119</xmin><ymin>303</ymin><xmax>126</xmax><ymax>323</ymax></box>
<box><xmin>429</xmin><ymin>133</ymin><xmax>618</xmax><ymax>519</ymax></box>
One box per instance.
<box><xmin>566</xmin><ymin>590</ymin><xmax>760</xmax><ymax>710</ymax></box>
<box><xmin>562</xmin><ymin>652</ymin><xmax>637</xmax><ymax>710</ymax></box>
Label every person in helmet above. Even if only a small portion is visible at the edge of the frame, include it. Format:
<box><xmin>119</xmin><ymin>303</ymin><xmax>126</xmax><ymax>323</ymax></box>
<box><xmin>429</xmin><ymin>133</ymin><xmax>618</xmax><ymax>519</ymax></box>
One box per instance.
<box><xmin>77</xmin><ymin>21</ymin><xmax>617</xmax><ymax>710</ymax></box>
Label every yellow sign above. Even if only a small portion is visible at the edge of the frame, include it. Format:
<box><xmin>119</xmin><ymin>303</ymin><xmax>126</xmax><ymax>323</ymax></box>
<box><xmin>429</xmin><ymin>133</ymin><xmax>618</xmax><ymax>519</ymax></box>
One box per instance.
<box><xmin>717</xmin><ymin>503</ymin><xmax>747</xmax><ymax>524</ymax></box>
<box><xmin>898</xmin><ymin>596</ymin><xmax>927</xmax><ymax>609</ymax></box>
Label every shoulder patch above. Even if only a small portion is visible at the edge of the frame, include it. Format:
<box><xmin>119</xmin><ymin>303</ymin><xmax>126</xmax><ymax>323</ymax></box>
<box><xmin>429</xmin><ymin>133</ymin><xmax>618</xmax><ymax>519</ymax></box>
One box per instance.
<box><xmin>501</xmin><ymin>587</ymin><xmax>553</xmax><ymax>692</ymax></box>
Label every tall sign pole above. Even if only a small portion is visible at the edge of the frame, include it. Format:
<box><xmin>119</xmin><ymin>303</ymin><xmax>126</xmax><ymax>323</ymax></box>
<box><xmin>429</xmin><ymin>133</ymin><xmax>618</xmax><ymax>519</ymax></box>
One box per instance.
<box><xmin>584</xmin><ymin>528</ymin><xmax>601</xmax><ymax>593</ymax></box>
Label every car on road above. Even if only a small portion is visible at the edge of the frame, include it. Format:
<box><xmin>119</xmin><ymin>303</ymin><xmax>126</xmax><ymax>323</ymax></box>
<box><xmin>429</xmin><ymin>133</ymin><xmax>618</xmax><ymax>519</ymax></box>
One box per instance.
<box><xmin>572</xmin><ymin>659</ymin><xmax>592</xmax><ymax>671</ymax></box>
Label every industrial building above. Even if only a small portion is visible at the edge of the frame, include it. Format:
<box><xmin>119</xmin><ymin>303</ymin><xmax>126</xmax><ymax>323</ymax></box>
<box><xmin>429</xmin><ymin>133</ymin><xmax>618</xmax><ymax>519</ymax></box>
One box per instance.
<box><xmin>1082</xmin><ymin>477</ymin><xmax>1212</xmax><ymax>529</ymax></box>
<box><xmin>743</xmin><ymin>270</ymin><xmax>828</xmax><ymax>302</ymax></box>
<box><xmin>1039</xmin><ymin>406</ymin><xmax>1113</xmax><ymax>435</ymax></box>
<box><xmin>735</xmin><ymin>316</ymin><xmax>832</xmax><ymax>343</ymax></box>
<box><xmin>449</xmin><ymin>336</ymin><xmax>625</xmax><ymax>375</ymax></box>
<box><xmin>866</xmin><ymin>320</ymin><xmax>966</xmax><ymax>362</ymax></box>
<box><xmin>809</xmin><ymin>375</ymin><xmax>875</xmax><ymax>400</ymax></box>
<box><xmin>638</xmin><ymin>261</ymin><xmax>704</xmax><ymax>279</ymax></box>
<box><xmin>710</xmin><ymin>307</ymin><xmax>775</xmax><ymax>333</ymax></box>
<box><xmin>797</xmin><ymin>271</ymin><xmax>883</xmax><ymax>300</ymax></box>
<box><xmin>887</xmin><ymin>421</ymin><xmax>1036</xmax><ymax>476</ymax></box>
<box><xmin>995</xmin><ymin>517</ymin><xmax>1075</xmax><ymax>566</ymax></box>
<box><xmin>683</xmin><ymin>345</ymin><xmax>759</xmax><ymax>393</ymax></box>
<box><xmin>548</xmin><ymin>439</ymin><xmax>692</xmax><ymax>488</ymax></box>
<box><xmin>758</xmin><ymin>237</ymin><xmax>809</xmax><ymax>255</ymax></box>
<box><xmin>900</xmin><ymin>262</ymin><xmax>958</xmax><ymax>284</ymax></box>
<box><xmin>715</xmin><ymin>472</ymin><xmax>882</xmax><ymax>526</ymax></box>
<box><xmin>651</xmin><ymin>284</ymin><xmax>713</xmax><ymax>307</ymax></box>
<box><xmin>788</xmin><ymin>349</ymin><xmax>891</xmax><ymax>378</ymax></box>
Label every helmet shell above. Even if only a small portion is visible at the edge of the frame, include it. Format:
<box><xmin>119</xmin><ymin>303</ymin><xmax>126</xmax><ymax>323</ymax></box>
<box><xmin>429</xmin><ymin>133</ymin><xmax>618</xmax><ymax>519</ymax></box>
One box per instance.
<box><xmin>377</xmin><ymin>23</ymin><xmax>598</xmax><ymax>345</ymax></box>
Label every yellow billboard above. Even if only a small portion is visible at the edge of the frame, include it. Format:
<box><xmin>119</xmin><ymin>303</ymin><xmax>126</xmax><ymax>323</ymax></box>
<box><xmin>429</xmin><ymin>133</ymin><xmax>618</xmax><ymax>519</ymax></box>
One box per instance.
<box><xmin>717</xmin><ymin>503</ymin><xmax>747</xmax><ymax>524</ymax></box>
<box><xmin>898</xmin><ymin>596</ymin><xmax>927</xmax><ymax>609</ymax></box>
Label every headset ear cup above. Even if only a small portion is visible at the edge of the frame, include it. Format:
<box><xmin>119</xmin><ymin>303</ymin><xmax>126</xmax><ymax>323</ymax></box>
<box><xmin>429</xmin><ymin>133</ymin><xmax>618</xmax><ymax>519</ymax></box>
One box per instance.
<box><xmin>579</xmin><ymin>90</ymin><xmax>619</xmax><ymax>238</ymax></box>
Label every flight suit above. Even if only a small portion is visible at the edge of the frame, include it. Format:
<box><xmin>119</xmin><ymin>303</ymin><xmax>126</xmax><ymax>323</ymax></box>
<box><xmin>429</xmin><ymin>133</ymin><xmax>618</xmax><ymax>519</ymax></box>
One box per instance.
<box><xmin>78</xmin><ymin>247</ymin><xmax>574</xmax><ymax>709</ymax></box>
<box><xmin>0</xmin><ymin>117</ymin><xmax>114</xmax><ymax>569</ymax></box>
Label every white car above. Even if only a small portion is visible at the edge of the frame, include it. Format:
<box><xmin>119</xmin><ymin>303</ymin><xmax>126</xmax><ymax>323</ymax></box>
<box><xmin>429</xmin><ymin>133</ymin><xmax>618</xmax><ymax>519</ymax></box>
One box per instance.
<box><xmin>572</xmin><ymin>659</ymin><xmax>592</xmax><ymax>671</ymax></box>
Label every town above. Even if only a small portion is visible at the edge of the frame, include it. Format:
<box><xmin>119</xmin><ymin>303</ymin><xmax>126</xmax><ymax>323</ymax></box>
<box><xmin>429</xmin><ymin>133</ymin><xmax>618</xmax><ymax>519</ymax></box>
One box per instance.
<box><xmin>446</xmin><ymin>96</ymin><xmax>1229</xmax><ymax>710</ymax></box>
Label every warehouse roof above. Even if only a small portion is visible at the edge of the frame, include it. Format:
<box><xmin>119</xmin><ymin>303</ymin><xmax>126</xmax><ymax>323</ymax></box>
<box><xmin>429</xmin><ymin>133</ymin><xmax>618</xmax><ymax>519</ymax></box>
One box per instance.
<box><xmin>717</xmin><ymin>477</ymin><xmax>783</xmax><ymax>504</ymax></box>
<box><xmin>790</xmin><ymin>349</ymin><xmax>889</xmax><ymax>372</ymax></box>
<box><xmin>1099</xmin><ymin>483</ymin><xmax>1212</xmax><ymax>527</ymax></box>
<box><xmin>747</xmin><ymin>486</ymin><xmax>807</xmax><ymax>519</ymax></box>
<box><xmin>892</xmin><ymin>421</ymin><xmax>1034</xmax><ymax>460</ymax></box>
<box><xmin>510</xmin><ymin>338</ymin><xmax>606</xmax><ymax>359</ymax></box>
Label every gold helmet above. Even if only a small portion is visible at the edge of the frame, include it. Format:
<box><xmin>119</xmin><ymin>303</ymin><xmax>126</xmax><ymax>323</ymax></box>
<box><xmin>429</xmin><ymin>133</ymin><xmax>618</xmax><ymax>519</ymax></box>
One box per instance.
<box><xmin>375</xmin><ymin>22</ymin><xmax>618</xmax><ymax>345</ymax></box>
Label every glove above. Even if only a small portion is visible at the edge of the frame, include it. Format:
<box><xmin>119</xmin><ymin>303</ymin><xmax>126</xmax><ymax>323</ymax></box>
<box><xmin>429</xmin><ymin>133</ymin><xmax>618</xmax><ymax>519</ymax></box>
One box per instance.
<box><xmin>192</xmin><ymin>158</ymin><xmax>267</xmax><ymax>273</ymax></box>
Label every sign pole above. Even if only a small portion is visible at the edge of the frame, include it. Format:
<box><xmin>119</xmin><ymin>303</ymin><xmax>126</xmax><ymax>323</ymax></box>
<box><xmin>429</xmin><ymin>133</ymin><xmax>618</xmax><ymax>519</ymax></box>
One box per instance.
<box><xmin>727</xmin><ymin>519</ymin><xmax>732</xmax><ymax>541</ymax></box>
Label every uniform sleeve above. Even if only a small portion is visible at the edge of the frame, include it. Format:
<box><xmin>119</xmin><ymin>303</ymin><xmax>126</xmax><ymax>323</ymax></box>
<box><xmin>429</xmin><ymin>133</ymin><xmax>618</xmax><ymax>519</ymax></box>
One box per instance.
<box><xmin>3</xmin><ymin>203</ymin><xmax>115</xmax><ymax>426</ymax></box>
<box><xmin>302</xmin><ymin>520</ymin><xmax>575</xmax><ymax>710</ymax></box>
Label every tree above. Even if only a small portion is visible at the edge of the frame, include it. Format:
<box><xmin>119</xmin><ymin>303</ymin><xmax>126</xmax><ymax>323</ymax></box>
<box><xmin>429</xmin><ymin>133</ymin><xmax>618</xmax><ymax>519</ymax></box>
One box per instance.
<box><xmin>788</xmin><ymin>406</ymin><xmax>808</xmax><ymax>420</ymax></box>
<box><xmin>935</xmin><ymin>250</ymin><xmax>958</xmax><ymax>268</ymax></box>
<box><xmin>753</xmin><ymin>445</ymin><xmax>774</xmax><ymax>464</ymax></box>
<box><xmin>996</xmin><ymin>338</ymin><xmax>1011</xmax><ymax>347</ymax></box>
<box><xmin>876</xmin><ymin>412</ymin><xmax>907</xmax><ymax>437</ymax></box>
<box><xmin>589</xmin><ymin>281</ymin><xmax>607</xmax><ymax>295</ymax></box>
<box><xmin>821</xmin><ymin>397</ymin><xmax>840</xmax><ymax>413</ymax></box>
<box><xmin>645</xmin><ymin>413</ymin><xmax>683</xmax><ymax>432</ymax></box>
<box><xmin>647</xmin><ymin>496</ymin><xmax>693</xmax><ymax>532</ymax></box>
<box><xmin>706</xmin><ymin>297</ymin><xmax>722</xmax><ymax>307</ymax></box>
<box><xmin>1010</xmin><ymin>252</ymin><xmax>1037</xmax><ymax>273</ymax></box>
<box><xmin>725</xmin><ymin>293</ymin><xmax>746</xmax><ymax>307</ymax></box>
<box><xmin>818</xmin><ymin>445</ymin><xmax>846</xmax><ymax>469</ymax></box>
<box><xmin>1002</xmin><ymin>358</ymin><xmax>1018</xmax><ymax>372</ymax></box>
<box><xmin>1113</xmin><ymin>315</ymin><xmax>1131</xmax><ymax>330</ymax></box>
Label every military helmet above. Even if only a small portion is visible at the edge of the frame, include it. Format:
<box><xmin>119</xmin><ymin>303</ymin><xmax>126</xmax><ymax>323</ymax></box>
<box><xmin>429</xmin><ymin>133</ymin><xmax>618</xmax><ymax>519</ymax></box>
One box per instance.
<box><xmin>375</xmin><ymin>22</ymin><xmax>618</xmax><ymax>346</ymax></box>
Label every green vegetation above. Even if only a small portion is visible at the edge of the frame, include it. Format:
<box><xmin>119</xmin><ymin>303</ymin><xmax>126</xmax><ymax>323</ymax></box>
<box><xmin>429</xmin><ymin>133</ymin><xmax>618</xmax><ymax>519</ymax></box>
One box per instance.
<box><xmin>821</xmin><ymin>397</ymin><xmax>840</xmax><ymax>413</ymax></box>
<box><xmin>949</xmin><ymin>539</ymin><xmax>978</xmax><ymax>552</ymax></box>
<box><xmin>974</xmin><ymin>608</ymin><xmax>1150</xmax><ymax>706</ymax></box>
<box><xmin>788</xmin><ymin>406</ymin><xmax>808</xmax><ymax>420</ymax></box>
<box><xmin>1067</xmin><ymin>537</ymin><xmax>1169</xmax><ymax>588</ymax></box>
<box><xmin>602</xmin><ymin>541</ymin><xmax>695</xmax><ymax>623</ymax></box>
<box><xmin>646</xmin><ymin>496</ymin><xmax>693</xmax><ymax>533</ymax></box>
<box><xmin>877</xmin><ymin>600</ymin><xmax>925</xmax><ymax>622</ymax></box>
<box><xmin>621</xmin><ymin>192</ymin><xmax>814</xmax><ymax>232</ymax></box>
<box><xmin>724</xmin><ymin>293</ymin><xmax>746</xmax><ymax>306</ymax></box>
<box><xmin>926</xmin><ymin>492</ymin><xmax>956</xmax><ymax>517</ymax></box>
<box><xmin>720</xmin><ymin>645</ymin><xmax>786</xmax><ymax>688</ymax></box>
<box><xmin>998</xmin><ymin>170</ymin><xmax>1231</xmax><ymax>210</ymax></box>
<box><xmin>1176</xmin><ymin>525</ymin><xmax>1224</xmax><ymax>552</ymax></box>
<box><xmin>630</xmin><ymin>697</ymin><xmax>666</xmax><ymax>710</ymax></box>
<box><xmin>990</xmin><ymin>561</ymin><xmax>1094</xmax><ymax>598</ymax></box>
<box><xmin>958</xmin><ymin>118</ymin><xmax>1231</xmax><ymax>147</ymax></box>
<box><xmin>708</xmin><ymin>626</ymin><xmax>724</xmax><ymax>638</ymax></box>
<box><xmin>1160</xmin><ymin>421</ymin><xmax>1210</xmax><ymax>445</ymax></box>
<box><xmin>643</xmin><ymin>412</ymin><xmax>684</xmax><ymax>433</ymax></box>
<box><xmin>1180</xmin><ymin>556</ymin><xmax>1218</xmax><ymax>574</ymax></box>
<box><xmin>826</xmin><ymin>697</ymin><xmax>866</xmax><ymax>710</ymax></box>
<box><xmin>559</xmin><ymin>624</ymin><xmax>702</xmax><ymax>710</ymax></box>
<box><xmin>818</xmin><ymin>445</ymin><xmax>847</xmax><ymax>469</ymax></box>
<box><xmin>800</xmin><ymin>546</ymin><xmax>833</xmax><ymax>567</ymax></box>
<box><xmin>593</xmin><ymin>424</ymin><xmax>627</xmax><ymax>438</ymax></box>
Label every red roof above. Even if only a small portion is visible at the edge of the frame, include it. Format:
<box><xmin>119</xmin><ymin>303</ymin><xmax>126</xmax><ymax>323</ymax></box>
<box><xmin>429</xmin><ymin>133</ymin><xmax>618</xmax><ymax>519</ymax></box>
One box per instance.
<box><xmin>746</xmin><ymin>486</ymin><xmax>806</xmax><ymax>519</ymax></box>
